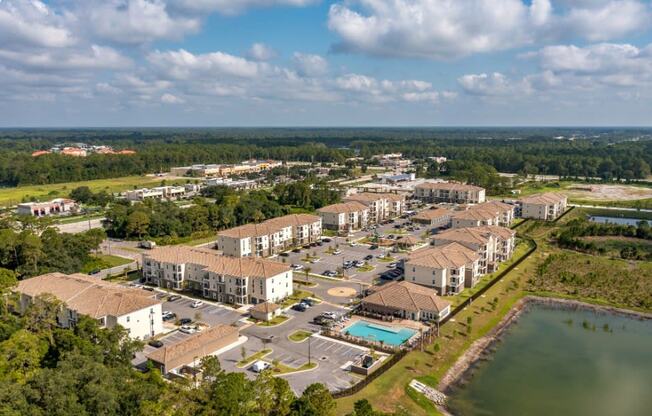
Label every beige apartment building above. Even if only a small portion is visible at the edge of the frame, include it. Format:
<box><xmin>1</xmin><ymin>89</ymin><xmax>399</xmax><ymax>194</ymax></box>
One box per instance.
<box><xmin>344</xmin><ymin>192</ymin><xmax>405</xmax><ymax>223</ymax></box>
<box><xmin>318</xmin><ymin>201</ymin><xmax>370</xmax><ymax>233</ymax></box>
<box><xmin>404</xmin><ymin>242</ymin><xmax>481</xmax><ymax>294</ymax></box>
<box><xmin>431</xmin><ymin>226</ymin><xmax>516</xmax><ymax>274</ymax></box>
<box><xmin>16</xmin><ymin>273</ymin><xmax>163</xmax><ymax>340</ymax></box>
<box><xmin>217</xmin><ymin>214</ymin><xmax>322</xmax><ymax>258</ymax></box>
<box><xmin>451</xmin><ymin>200</ymin><xmax>515</xmax><ymax>228</ymax></box>
<box><xmin>142</xmin><ymin>246</ymin><xmax>293</xmax><ymax>305</ymax></box>
<box><xmin>411</xmin><ymin>208</ymin><xmax>453</xmax><ymax>228</ymax></box>
<box><xmin>414</xmin><ymin>181</ymin><xmax>486</xmax><ymax>204</ymax></box>
<box><xmin>521</xmin><ymin>193</ymin><xmax>568</xmax><ymax>221</ymax></box>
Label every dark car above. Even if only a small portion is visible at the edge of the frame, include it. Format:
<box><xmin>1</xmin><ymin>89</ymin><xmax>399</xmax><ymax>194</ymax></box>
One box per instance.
<box><xmin>302</xmin><ymin>244</ymin><xmax>311</xmax><ymax>249</ymax></box>
<box><xmin>148</xmin><ymin>340</ymin><xmax>164</xmax><ymax>348</ymax></box>
<box><xmin>364</xmin><ymin>254</ymin><xmax>373</xmax><ymax>261</ymax></box>
<box><xmin>89</xmin><ymin>269</ymin><xmax>101</xmax><ymax>275</ymax></box>
<box><xmin>167</xmin><ymin>295</ymin><xmax>181</xmax><ymax>302</ymax></box>
<box><xmin>292</xmin><ymin>248</ymin><xmax>301</xmax><ymax>253</ymax></box>
<box><xmin>279</xmin><ymin>252</ymin><xmax>290</xmax><ymax>257</ymax></box>
<box><xmin>369</xmin><ymin>244</ymin><xmax>378</xmax><ymax>250</ymax></box>
<box><xmin>292</xmin><ymin>303</ymin><xmax>308</xmax><ymax>312</ymax></box>
<box><xmin>321</xmin><ymin>238</ymin><xmax>332</xmax><ymax>243</ymax></box>
<box><xmin>142</xmin><ymin>286</ymin><xmax>154</xmax><ymax>291</ymax></box>
<box><xmin>179</xmin><ymin>318</ymin><xmax>192</xmax><ymax>325</ymax></box>
<box><xmin>301</xmin><ymin>298</ymin><xmax>317</xmax><ymax>306</ymax></box>
<box><xmin>316</xmin><ymin>241</ymin><xmax>323</xmax><ymax>246</ymax></box>
<box><xmin>163</xmin><ymin>312</ymin><xmax>177</xmax><ymax>321</ymax></box>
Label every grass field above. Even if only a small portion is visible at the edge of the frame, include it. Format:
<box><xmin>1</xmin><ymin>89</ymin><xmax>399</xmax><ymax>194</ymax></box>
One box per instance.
<box><xmin>0</xmin><ymin>175</ymin><xmax>198</xmax><ymax>207</ymax></box>
<box><xmin>81</xmin><ymin>254</ymin><xmax>132</xmax><ymax>273</ymax></box>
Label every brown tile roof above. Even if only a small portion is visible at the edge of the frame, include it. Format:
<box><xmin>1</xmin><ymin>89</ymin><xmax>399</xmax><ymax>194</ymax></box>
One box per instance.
<box><xmin>362</xmin><ymin>281</ymin><xmax>451</xmax><ymax>313</ymax></box>
<box><xmin>143</xmin><ymin>246</ymin><xmax>290</xmax><ymax>279</ymax></box>
<box><xmin>412</xmin><ymin>208</ymin><xmax>452</xmax><ymax>221</ymax></box>
<box><xmin>521</xmin><ymin>192</ymin><xmax>567</xmax><ymax>205</ymax></box>
<box><xmin>433</xmin><ymin>226</ymin><xmax>515</xmax><ymax>246</ymax></box>
<box><xmin>146</xmin><ymin>324</ymin><xmax>238</xmax><ymax>367</ymax></box>
<box><xmin>396</xmin><ymin>235</ymin><xmax>420</xmax><ymax>245</ymax></box>
<box><xmin>16</xmin><ymin>273</ymin><xmax>160</xmax><ymax>318</ymax></box>
<box><xmin>452</xmin><ymin>201</ymin><xmax>514</xmax><ymax>221</ymax></box>
<box><xmin>407</xmin><ymin>242</ymin><xmax>479</xmax><ymax>269</ymax></box>
<box><xmin>318</xmin><ymin>201</ymin><xmax>369</xmax><ymax>214</ymax></box>
<box><xmin>218</xmin><ymin>214</ymin><xmax>321</xmax><ymax>239</ymax></box>
<box><xmin>415</xmin><ymin>181</ymin><xmax>484</xmax><ymax>192</ymax></box>
<box><xmin>250</xmin><ymin>301</ymin><xmax>279</xmax><ymax>313</ymax></box>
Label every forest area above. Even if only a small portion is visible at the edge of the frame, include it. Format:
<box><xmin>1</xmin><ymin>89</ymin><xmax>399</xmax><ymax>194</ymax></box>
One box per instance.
<box><xmin>0</xmin><ymin>128</ymin><xmax>650</xmax><ymax>187</ymax></box>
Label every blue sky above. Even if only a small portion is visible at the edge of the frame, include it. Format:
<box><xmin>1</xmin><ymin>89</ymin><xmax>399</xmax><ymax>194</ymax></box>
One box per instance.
<box><xmin>1</xmin><ymin>0</ymin><xmax>652</xmax><ymax>127</ymax></box>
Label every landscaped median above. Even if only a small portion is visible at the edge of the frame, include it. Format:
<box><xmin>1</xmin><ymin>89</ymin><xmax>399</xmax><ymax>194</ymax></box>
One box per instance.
<box><xmin>288</xmin><ymin>330</ymin><xmax>313</xmax><ymax>343</ymax></box>
<box><xmin>236</xmin><ymin>348</ymin><xmax>273</xmax><ymax>368</ymax></box>
<box><xmin>248</xmin><ymin>314</ymin><xmax>290</xmax><ymax>327</ymax></box>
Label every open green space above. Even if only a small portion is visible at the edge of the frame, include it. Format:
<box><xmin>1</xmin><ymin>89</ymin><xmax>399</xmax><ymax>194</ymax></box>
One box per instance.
<box><xmin>0</xmin><ymin>175</ymin><xmax>196</xmax><ymax>207</ymax></box>
<box><xmin>81</xmin><ymin>254</ymin><xmax>132</xmax><ymax>274</ymax></box>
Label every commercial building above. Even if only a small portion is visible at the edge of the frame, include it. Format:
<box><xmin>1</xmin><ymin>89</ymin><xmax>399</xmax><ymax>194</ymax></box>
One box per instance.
<box><xmin>431</xmin><ymin>226</ymin><xmax>516</xmax><ymax>274</ymax></box>
<box><xmin>360</xmin><ymin>281</ymin><xmax>451</xmax><ymax>322</ymax></box>
<box><xmin>451</xmin><ymin>200</ymin><xmax>515</xmax><ymax>228</ymax></box>
<box><xmin>15</xmin><ymin>273</ymin><xmax>163</xmax><ymax>340</ymax></box>
<box><xmin>404</xmin><ymin>242</ymin><xmax>481</xmax><ymax>294</ymax></box>
<box><xmin>142</xmin><ymin>245</ymin><xmax>293</xmax><ymax>305</ymax></box>
<box><xmin>147</xmin><ymin>324</ymin><xmax>239</xmax><ymax>375</ymax></box>
<box><xmin>411</xmin><ymin>208</ymin><xmax>453</xmax><ymax>228</ymax></box>
<box><xmin>521</xmin><ymin>193</ymin><xmax>568</xmax><ymax>221</ymax></box>
<box><xmin>205</xmin><ymin>177</ymin><xmax>258</xmax><ymax>190</ymax></box>
<box><xmin>378</xmin><ymin>173</ymin><xmax>416</xmax><ymax>184</ymax></box>
<box><xmin>125</xmin><ymin>186</ymin><xmax>192</xmax><ymax>202</ymax></box>
<box><xmin>414</xmin><ymin>181</ymin><xmax>486</xmax><ymax>204</ymax></box>
<box><xmin>217</xmin><ymin>214</ymin><xmax>322</xmax><ymax>258</ymax></box>
<box><xmin>318</xmin><ymin>201</ymin><xmax>370</xmax><ymax>234</ymax></box>
<box><xmin>344</xmin><ymin>192</ymin><xmax>405</xmax><ymax>223</ymax></box>
<box><xmin>16</xmin><ymin>198</ymin><xmax>78</xmax><ymax>217</ymax></box>
<box><xmin>171</xmin><ymin>160</ymin><xmax>282</xmax><ymax>178</ymax></box>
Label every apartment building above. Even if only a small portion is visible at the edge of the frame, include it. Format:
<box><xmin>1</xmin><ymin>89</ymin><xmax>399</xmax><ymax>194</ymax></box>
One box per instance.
<box><xmin>414</xmin><ymin>181</ymin><xmax>486</xmax><ymax>204</ymax></box>
<box><xmin>318</xmin><ymin>201</ymin><xmax>370</xmax><ymax>234</ymax></box>
<box><xmin>360</xmin><ymin>281</ymin><xmax>451</xmax><ymax>322</ymax></box>
<box><xmin>17</xmin><ymin>198</ymin><xmax>78</xmax><ymax>217</ymax></box>
<box><xmin>404</xmin><ymin>242</ymin><xmax>481</xmax><ymax>294</ymax></box>
<box><xmin>125</xmin><ymin>186</ymin><xmax>189</xmax><ymax>202</ymax></box>
<box><xmin>141</xmin><ymin>245</ymin><xmax>293</xmax><ymax>305</ymax></box>
<box><xmin>451</xmin><ymin>200</ymin><xmax>515</xmax><ymax>228</ymax></box>
<box><xmin>16</xmin><ymin>273</ymin><xmax>163</xmax><ymax>340</ymax></box>
<box><xmin>432</xmin><ymin>226</ymin><xmax>516</xmax><ymax>274</ymax></box>
<box><xmin>412</xmin><ymin>208</ymin><xmax>453</xmax><ymax>228</ymax></box>
<box><xmin>521</xmin><ymin>193</ymin><xmax>568</xmax><ymax>221</ymax></box>
<box><xmin>344</xmin><ymin>192</ymin><xmax>405</xmax><ymax>223</ymax></box>
<box><xmin>217</xmin><ymin>214</ymin><xmax>322</xmax><ymax>258</ymax></box>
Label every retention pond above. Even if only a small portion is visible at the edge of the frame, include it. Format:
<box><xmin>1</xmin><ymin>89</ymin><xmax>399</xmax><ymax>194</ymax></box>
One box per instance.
<box><xmin>447</xmin><ymin>304</ymin><xmax>652</xmax><ymax>416</ymax></box>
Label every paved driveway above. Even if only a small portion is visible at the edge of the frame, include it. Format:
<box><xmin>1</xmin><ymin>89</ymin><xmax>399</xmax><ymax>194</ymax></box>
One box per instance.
<box><xmin>160</xmin><ymin>295</ymin><xmax>245</xmax><ymax>327</ymax></box>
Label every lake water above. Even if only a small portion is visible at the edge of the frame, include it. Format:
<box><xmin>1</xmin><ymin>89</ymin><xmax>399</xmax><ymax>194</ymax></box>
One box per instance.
<box><xmin>447</xmin><ymin>305</ymin><xmax>652</xmax><ymax>416</ymax></box>
<box><xmin>589</xmin><ymin>215</ymin><xmax>651</xmax><ymax>226</ymax></box>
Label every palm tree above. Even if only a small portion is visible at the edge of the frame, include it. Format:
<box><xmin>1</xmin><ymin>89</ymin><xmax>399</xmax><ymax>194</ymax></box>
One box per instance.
<box><xmin>304</xmin><ymin>267</ymin><xmax>312</xmax><ymax>284</ymax></box>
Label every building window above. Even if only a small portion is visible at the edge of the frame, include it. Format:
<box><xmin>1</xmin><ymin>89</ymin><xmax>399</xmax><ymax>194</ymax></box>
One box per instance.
<box><xmin>126</xmin><ymin>316</ymin><xmax>130</xmax><ymax>323</ymax></box>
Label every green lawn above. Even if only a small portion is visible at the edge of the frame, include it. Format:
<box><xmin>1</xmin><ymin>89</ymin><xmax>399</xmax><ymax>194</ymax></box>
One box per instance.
<box><xmin>270</xmin><ymin>361</ymin><xmax>318</xmax><ymax>375</ymax></box>
<box><xmin>257</xmin><ymin>315</ymin><xmax>289</xmax><ymax>327</ymax></box>
<box><xmin>0</xmin><ymin>175</ymin><xmax>198</xmax><ymax>207</ymax></box>
<box><xmin>55</xmin><ymin>212</ymin><xmax>106</xmax><ymax>225</ymax></box>
<box><xmin>81</xmin><ymin>254</ymin><xmax>132</xmax><ymax>273</ymax></box>
<box><xmin>288</xmin><ymin>330</ymin><xmax>313</xmax><ymax>342</ymax></box>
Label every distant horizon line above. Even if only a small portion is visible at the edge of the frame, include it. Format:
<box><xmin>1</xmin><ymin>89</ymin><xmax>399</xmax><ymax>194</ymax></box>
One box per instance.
<box><xmin>1</xmin><ymin>125</ymin><xmax>652</xmax><ymax>130</ymax></box>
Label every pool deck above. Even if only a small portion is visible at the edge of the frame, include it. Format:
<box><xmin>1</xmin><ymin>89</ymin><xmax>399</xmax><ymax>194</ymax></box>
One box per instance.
<box><xmin>334</xmin><ymin>315</ymin><xmax>428</xmax><ymax>347</ymax></box>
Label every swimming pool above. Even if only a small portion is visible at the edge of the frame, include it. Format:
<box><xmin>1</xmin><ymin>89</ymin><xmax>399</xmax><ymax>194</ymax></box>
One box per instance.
<box><xmin>343</xmin><ymin>320</ymin><xmax>416</xmax><ymax>346</ymax></box>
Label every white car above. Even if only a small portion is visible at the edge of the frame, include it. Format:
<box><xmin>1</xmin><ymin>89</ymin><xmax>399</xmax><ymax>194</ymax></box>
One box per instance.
<box><xmin>251</xmin><ymin>360</ymin><xmax>272</xmax><ymax>373</ymax></box>
<box><xmin>291</xmin><ymin>264</ymin><xmax>304</xmax><ymax>271</ymax></box>
<box><xmin>179</xmin><ymin>325</ymin><xmax>196</xmax><ymax>334</ymax></box>
<box><xmin>349</xmin><ymin>242</ymin><xmax>358</xmax><ymax>247</ymax></box>
<box><xmin>322</xmin><ymin>311</ymin><xmax>339</xmax><ymax>320</ymax></box>
<box><xmin>332</xmin><ymin>249</ymin><xmax>342</xmax><ymax>255</ymax></box>
<box><xmin>310</xmin><ymin>258</ymin><xmax>321</xmax><ymax>263</ymax></box>
<box><xmin>190</xmin><ymin>300</ymin><xmax>203</xmax><ymax>308</ymax></box>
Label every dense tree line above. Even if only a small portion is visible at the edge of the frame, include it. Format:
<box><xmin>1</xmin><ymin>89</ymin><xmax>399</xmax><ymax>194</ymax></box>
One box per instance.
<box><xmin>0</xmin><ymin>219</ymin><xmax>105</xmax><ymax>278</ymax></box>
<box><xmin>69</xmin><ymin>186</ymin><xmax>114</xmax><ymax>207</ymax></box>
<box><xmin>104</xmin><ymin>183</ymin><xmax>340</xmax><ymax>241</ymax></box>
<box><xmin>1</xmin><ymin>128</ymin><xmax>651</xmax><ymax>186</ymax></box>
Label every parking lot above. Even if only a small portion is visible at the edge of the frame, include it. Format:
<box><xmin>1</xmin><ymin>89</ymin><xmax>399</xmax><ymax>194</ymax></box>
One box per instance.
<box><xmin>279</xmin><ymin>217</ymin><xmax>429</xmax><ymax>285</ymax></box>
<box><xmin>158</xmin><ymin>294</ymin><xmax>244</xmax><ymax>327</ymax></box>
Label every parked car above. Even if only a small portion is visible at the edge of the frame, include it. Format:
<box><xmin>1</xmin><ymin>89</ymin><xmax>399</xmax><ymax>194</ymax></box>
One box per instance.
<box><xmin>179</xmin><ymin>325</ymin><xmax>196</xmax><ymax>334</ymax></box>
<box><xmin>316</xmin><ymin>241</ymin><xmax>323</xmax><ymax>246</ymax></box>
<box><xmin>321</xmin><ymin>238</ymin><xmax>332</xmax><ymax>243</ymax></box>
<box><xmin>251</xmin><ymin>360</ymin><xmax>272</xmax><ymax>373</ymax></box>
<box><xmin>292</xmin><ymin>303</ymin><xmax>308</xmax><ymax>312</ymax></box>
<box><xmin>388</xmin><ymin>262</ymin><xmax>398</xmax><ymax>268</ymax></box>
<box><xmin>310</xmin><ymin>258</ymin><xmax>321</xmax><ymax>263</ymax></box>
<box><xmin>302</xmin><ymin>244</ymin><xmax>311</xmax><ymax>249</ymax></box>
<box><xmin>167</xmin><ymin>295</ymin><xmax>181</xmax><ymax>302</ymax></box>
<box><xmin>364</xmin><ymin>254</ymin><xmax>373</xmax><ymax>261</ymax></box>
<box><xmin>321</xmin><ymin>311</ymin><xmax>339</xmax><ymax>320</ymax></box>
<box><xmin>148</xmin><ymin>339</ymin><xmax>164</xmax><ymax>348</ymax></box>
<box><xmin>349</xmin><ymin>242</ymin><xmax>358</xmax><ymax>247</ymax></box>
<box><xmin>138</xmin><ymin>240</ymin><xmax>157</xmax><ymax>249</ymax></box>
<box><xmin>343</xmin><ymin>260</ymin><xmax>354</xmax><ymax>269</ymax></box>
<box><xmin>309</xmin><ymin>242</ymin><xmax>319</xmax><ymax>247</ymax></box>
<box><xmin>88</xmin><ymin>269</ymin><xmax>101</xmax><ymax>275</ymax></box>
<box><xmin>323</xmin><ymin>270</ymin><xmax>338</xmax><ymax>277</ymax></box>
<box><xmin>162</xmin><ymin>311</ymin><xmax>176</xmax><ymax>321</ymax></box>
<box><xmin>332</xmin><ymin>249</ymin><xmax>342</xmax><ymax>255</ymax></box>
<box><xmin>142</xmin><ymin>286</ymin><xmax>154</xmax><ymax>292</ymax></box>
<box><xmin>353</xmin><ymin>260</ymin><xmax>365</xmax><ymax>267</ymax></box>
<box><xmin>301</xmin><ymin>298</ymin><xmax>317</xmax><ymax>306</ymax></box>
<box><xmin>393</xmin><ymin>224</ymin><xmax>402</xmax><ymax>229</ymax></box>
<box><xmin>369</xmin><ymin>244</ymin><xmax>378</xmax><ymax>250</ymax></box>
<box><xmin>292</xmin><ymin>248</ymin><xmax>301</xmax><ymax>253</ymax></box>
<box><xmin>179</xmin><ymin>318</ymin><xmax>192</xmax><ymax>325</ymax></box>
<box><xmin>279</xmin><ymin>252</ymin><xmax>290</xmax><ymax>257</ymax></box>
<box><xmin>190</xmin><ymin>300</ymin><xmax>203</xmax><ymax>308</ymax></box>
<box><xmin>291</xmin><ymin>264</ymin><xmax>304</xmax><ymax>271</ymax></box>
